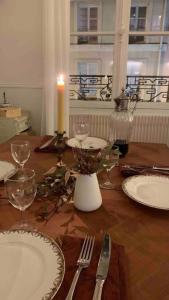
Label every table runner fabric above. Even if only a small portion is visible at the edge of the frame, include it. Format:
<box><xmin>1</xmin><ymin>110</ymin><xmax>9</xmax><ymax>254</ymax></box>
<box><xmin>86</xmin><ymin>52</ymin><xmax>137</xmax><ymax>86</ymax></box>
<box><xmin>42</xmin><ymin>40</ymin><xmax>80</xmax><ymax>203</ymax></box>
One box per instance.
<box><xmin>34</xmin><ymin>135</ymin><xmax>58</xmax><ymax>153</ymax></box>
<box><xmin>34</xmin><ymin>135</ymin><xmax>69</xmax><ymax>153</ymax></box>
<box><xmin>55</xmin><ymin>235</ymin><xmax>128</xmax><ymax>300</ymax></box>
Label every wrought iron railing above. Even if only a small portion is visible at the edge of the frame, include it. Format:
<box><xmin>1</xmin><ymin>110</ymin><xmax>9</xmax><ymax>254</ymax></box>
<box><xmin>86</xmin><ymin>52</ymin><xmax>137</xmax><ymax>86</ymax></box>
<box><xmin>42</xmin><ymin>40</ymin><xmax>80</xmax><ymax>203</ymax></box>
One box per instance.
<box><xmin>70</xmin><ymin>75</ymin><xmax>169</xmax><ymax>102</ymax></box>
<box><xmin>126</xmin><ymin>76</ymin><xmax>169</xmax><ymax>102</ymax></box>
<box><xmin>70</xmin><ymin>75</ymin><xmax>112</xmax><ymax>101</ymax></box>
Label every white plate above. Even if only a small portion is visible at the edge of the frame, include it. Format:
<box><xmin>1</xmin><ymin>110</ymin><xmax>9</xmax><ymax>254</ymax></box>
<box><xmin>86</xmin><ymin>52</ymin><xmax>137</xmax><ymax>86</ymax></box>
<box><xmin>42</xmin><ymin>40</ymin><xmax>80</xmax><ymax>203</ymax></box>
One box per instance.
<box><xmin>0</xmin><ymin>230</ymin><xmax>65</xmax><ymax>300</ymax></box>
<box><xmin>122</xmin><ymin>175</ymin><xmax>169</xmax><ymax>210</ymax></box>
<box><xmin>67</xmin><ymin>137</ymin><xmax>107</xmax><ymax>150</ymax></box>
<box><xmin>0</xmin><ymin>161</ymin><xmax>16</xmax><ymax>181</ymax></box>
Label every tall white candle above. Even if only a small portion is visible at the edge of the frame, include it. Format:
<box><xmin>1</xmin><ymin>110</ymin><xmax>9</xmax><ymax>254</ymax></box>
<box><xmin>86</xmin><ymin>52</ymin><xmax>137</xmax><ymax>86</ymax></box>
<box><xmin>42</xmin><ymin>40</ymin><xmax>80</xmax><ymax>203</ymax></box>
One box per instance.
<box><xmin>57</xmin><ymin>74</ymin><xmax>64</xmax><ymax>133</ymax></box>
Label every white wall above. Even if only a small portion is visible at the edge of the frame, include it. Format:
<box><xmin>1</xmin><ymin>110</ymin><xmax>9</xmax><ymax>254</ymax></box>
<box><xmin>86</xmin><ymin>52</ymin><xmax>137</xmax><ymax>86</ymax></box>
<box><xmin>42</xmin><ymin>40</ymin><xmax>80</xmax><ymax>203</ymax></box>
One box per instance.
<box><xmin>0</xmin><ymin>0</ymin><xmax>43</xmax><ymax>134</ymax></box>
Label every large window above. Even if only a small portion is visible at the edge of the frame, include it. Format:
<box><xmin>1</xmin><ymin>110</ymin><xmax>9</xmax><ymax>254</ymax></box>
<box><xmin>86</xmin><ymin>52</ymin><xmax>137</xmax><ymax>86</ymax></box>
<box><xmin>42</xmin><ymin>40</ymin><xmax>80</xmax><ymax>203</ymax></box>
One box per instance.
<box><xmin>70</xmin><ymin>0</ymin><xmax>169</xmax><ymax>102</ymax></box>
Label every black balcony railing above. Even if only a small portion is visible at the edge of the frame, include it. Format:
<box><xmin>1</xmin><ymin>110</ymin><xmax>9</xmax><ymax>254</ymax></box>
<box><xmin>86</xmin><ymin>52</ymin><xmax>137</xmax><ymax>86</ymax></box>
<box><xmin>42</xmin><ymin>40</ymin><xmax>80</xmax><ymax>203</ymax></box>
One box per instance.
<box><xmin>70</xmin><ymin>75</ymin><xmax>169</xmax><ymax>102</ymax></box>
<box><xmin>70</xmin><ymin>75</ymin><xmax>112</xmax><ymax>101</ymax></box>
<box><xmin>126</xmin><ymin>76</ymin><xmax>169</xmax><ymax>102</ymax></box>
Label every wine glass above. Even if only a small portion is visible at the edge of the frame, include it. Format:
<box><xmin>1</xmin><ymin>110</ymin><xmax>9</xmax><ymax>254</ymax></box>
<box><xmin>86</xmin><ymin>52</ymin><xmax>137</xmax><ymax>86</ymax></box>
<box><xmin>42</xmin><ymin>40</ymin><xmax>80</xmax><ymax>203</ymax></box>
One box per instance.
<box><xmin>5</xmin><ymin>168</ymin><xmax>37</xmax><ymax>229</ymax></box>
<box><xmin>73</xmin><ymin>120</ymin><xmax>89</xmax><ymax>147</ymax></box>
<box><xmin>99</xmin><ymin>145</ymin><xmax>119</xmax><ymax>189</ymax></box>
<box><xmin>11</xmin><ymin>140</ymin><xmax>30</xmax><ymax>169</ymax></box>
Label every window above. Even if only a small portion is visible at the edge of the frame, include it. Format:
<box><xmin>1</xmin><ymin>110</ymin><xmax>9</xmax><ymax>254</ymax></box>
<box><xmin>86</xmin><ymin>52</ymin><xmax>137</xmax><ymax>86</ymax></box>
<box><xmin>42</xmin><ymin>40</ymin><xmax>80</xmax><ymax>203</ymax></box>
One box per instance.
<box><xmin>77</xmin><ymin>5</ymin><xmax>98</xmax><ymax>44</ymax></box>
<box><xmin>77</xmin><ymin>61</ymin><xmax>99</xmax><ymax>98</ymax></box>
<box><xmin>77</xmin><ymin>61</ymin><xmax>99</xmax><ymax>75</ymax></box>
<box><xmin>70</xmin><ymin>0</ymin><xmax>169</xmax><ymax>102</ymax></box>
<box><xmin>129</xmin><ymin>6</ymin><xmax>147</xmax><ymax>43</ymax></box>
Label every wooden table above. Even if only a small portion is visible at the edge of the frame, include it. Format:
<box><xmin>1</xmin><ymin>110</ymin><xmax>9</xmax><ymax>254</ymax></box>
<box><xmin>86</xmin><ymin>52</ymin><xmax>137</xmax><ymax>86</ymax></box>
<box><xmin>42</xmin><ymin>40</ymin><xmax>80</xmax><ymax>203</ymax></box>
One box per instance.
<box><xmin>1</xmin><ymin>135</ymin><xmax>169</xmax><ymax>300</ymax></box>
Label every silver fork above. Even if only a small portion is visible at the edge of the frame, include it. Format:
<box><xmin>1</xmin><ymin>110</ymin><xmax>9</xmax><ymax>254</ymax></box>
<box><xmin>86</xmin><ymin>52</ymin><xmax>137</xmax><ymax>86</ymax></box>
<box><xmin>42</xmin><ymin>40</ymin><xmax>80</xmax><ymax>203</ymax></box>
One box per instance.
<box><xmin>65</xmin><ymin>235</ymin><xmax>95</xmax><ymax>300</ymax></box>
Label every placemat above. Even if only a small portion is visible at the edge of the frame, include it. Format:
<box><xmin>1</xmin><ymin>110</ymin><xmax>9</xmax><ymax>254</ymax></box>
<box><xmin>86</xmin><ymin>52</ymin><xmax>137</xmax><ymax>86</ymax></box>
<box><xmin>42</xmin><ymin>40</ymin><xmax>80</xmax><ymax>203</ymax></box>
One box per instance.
<box><xmin>54</xmin><ymin>235</ymin><xmax>128</xmax><ymax>300</ymax></box>
<box><xmin>34</xmin><ymin>135</ymin><xmax>68</xmax><ymax>153</ymax></box>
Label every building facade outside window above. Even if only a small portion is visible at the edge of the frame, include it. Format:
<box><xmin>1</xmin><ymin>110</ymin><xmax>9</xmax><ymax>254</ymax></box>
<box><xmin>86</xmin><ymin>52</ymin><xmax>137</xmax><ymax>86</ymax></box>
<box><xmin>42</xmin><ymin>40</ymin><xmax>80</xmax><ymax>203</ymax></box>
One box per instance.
<box><xmin>70</xmin><ymin>0</ymin><xmax>169</xmax><ymax>102</ymax></box>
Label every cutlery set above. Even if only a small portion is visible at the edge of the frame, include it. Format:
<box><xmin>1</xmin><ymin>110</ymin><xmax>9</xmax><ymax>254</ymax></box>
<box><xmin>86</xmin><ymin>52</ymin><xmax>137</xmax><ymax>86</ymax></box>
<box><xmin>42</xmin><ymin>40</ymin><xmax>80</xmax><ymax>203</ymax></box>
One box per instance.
<box><xmin>121</xmin><ymin>164</ymin><xmax>169</xmax><ymax>176</ymax></box>
<box><xmin>65</xmin><ymin>233</ymin><xmax>111</xmax><ymax>300</ymax></box>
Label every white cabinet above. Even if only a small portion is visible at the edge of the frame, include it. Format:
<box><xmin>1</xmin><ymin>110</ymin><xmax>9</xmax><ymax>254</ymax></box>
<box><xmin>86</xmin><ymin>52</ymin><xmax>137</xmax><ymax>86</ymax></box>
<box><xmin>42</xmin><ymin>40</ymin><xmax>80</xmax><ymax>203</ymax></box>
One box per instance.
<box><xmin>0</xmin><ymin>111</ymin><xmax>31</xmax><ymax>143</ymax></box>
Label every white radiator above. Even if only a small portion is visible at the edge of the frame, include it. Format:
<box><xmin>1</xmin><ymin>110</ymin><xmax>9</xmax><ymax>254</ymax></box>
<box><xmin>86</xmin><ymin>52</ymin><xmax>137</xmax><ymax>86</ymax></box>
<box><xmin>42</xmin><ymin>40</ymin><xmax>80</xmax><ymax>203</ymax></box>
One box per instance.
<box><xmin>69</xmin><ymin>113</ymin><xmax>169</xmax><ymax>144</ymax></box>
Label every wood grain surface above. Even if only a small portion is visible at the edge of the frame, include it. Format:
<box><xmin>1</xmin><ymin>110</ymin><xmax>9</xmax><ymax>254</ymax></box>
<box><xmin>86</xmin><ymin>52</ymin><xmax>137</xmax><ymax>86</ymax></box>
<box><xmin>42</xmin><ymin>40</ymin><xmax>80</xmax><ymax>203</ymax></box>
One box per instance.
<box><xmin>0</xmin><ymin>135</ymin><xmax>169</xmax><ymax>300</ymax></box>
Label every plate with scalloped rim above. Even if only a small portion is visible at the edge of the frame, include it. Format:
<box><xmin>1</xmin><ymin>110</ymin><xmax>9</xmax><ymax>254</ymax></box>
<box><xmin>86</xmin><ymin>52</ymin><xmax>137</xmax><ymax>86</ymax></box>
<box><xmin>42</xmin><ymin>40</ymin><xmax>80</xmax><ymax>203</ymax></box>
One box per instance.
<box><xmin>67</xmin><ymin>136</ymin><xmax>107</xmax><ymax>150</ymax></box>
<box><xmin>122</xmin><ymin>174</ymin><xmax>169</xmax><ymax>210</ymax></box>
<box><xmin>0</xmin><ymin>160</ymin><xmax>16</xmax><ymax>181</ymax></box>
<box><xmin>0</xmin><ymin>230</ymin><xmax>65</xmax><ymax>300</ymax></box>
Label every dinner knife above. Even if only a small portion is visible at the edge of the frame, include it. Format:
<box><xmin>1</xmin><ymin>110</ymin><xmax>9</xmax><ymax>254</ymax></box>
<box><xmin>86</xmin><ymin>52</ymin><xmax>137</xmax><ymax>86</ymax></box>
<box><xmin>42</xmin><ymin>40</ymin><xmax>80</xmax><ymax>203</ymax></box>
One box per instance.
<box><xmin>92</xmin><ymin>233</ymin><xmax>111</xmax><ymax>300</ymax></box>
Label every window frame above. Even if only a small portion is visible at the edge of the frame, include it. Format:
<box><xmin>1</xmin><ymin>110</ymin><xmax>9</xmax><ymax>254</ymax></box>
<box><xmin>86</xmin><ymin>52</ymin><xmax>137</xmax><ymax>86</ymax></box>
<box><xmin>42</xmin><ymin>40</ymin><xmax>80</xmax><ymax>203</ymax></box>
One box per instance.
<box><xmin>70</xmin><ymin>0</ymin><xmax>169</xmax><ymax>100</ymax></box>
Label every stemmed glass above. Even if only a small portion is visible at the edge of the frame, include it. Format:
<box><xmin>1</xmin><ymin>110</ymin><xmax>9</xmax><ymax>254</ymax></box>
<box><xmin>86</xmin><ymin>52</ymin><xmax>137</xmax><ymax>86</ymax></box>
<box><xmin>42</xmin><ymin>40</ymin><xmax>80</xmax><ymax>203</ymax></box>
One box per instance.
<box><xmin>73</xmin><ymin>120</ymin><xmax>89</xmax><ymax>148</ymax></box>
<box><xmin>11</xmin><ymin>140</ymin><xmax>30</xmax><ymax>169</ymax></box>
<box><xmin>5</xmin><ymin>168</ymin><xmax>37</xmax><ymax>229</ymax></box>
<box><xmin>99</xmin><ymin>145</ymin><xmax>119</xmax><ymax>189</ymax></box>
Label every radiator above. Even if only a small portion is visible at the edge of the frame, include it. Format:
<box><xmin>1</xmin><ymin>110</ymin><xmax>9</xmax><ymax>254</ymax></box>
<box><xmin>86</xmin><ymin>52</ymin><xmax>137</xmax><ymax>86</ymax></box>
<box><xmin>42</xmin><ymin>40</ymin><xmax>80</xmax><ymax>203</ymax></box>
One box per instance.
<box><xmin>69</xmin><ymin>114</ymin><xmax>169</xmax><ymax>144</ymax></box>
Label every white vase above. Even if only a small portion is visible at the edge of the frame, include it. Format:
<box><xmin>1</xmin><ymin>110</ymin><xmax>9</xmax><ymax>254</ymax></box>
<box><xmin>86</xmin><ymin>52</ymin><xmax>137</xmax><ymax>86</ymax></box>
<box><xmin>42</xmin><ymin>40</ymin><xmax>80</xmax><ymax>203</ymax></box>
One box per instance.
<box><xmin>74</xmin><ymin>173</ymin><xmax>102</xmax><ymax>212</ymax></box>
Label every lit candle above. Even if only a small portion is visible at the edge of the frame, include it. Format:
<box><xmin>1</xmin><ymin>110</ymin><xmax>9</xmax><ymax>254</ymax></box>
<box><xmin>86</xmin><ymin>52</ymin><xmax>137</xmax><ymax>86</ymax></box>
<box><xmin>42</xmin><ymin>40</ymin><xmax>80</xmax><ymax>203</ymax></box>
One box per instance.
<box><xmin>57</xmin><ymin>74</ymin><xmax>65</xmax><ymax>133</ymax></box>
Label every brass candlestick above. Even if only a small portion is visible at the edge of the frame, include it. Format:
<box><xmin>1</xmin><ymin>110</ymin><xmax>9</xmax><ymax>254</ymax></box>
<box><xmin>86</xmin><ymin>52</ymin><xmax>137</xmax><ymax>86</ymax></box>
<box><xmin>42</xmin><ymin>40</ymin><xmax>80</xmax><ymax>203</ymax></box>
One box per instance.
<box><xmin>54</xmin><ymin>131</ymin><xmax>67</xmax><ymax>163</ymax></box>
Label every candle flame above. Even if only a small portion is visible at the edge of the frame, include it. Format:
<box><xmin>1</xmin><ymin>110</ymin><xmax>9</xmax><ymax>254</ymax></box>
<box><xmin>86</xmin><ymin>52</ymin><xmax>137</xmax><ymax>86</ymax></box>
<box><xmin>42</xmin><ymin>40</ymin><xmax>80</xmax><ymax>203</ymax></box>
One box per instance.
<box><xmin>57</xmin><ymin>74</ymin><xmax>64</xmax><ymax>86</ymax></box>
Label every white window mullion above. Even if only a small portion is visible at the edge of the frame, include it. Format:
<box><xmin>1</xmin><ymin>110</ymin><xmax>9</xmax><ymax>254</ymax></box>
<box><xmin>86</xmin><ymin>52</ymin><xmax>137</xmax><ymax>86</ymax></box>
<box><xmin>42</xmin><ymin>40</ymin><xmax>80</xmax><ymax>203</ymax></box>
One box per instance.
<box><xmin>112</xmin><ymin>0</ymin><xmax>131</xmax><ymax>98</ymax></box>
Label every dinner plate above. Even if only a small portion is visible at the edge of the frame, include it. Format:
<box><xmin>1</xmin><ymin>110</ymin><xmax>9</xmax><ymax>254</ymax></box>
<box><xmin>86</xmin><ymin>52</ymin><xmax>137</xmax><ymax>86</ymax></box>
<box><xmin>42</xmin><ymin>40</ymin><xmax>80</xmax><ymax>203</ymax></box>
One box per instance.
<box><xmin>0</xmin><ymin>160</ymin><xmax>16</xmax><ymax>181</ymax></box>
<box><xmin>67</xmin><ymin>137</ymin><xmax>107</xmax><ymax>150</ymax></box>
<box><xmin>122</xmin><ymin>175</ymin><xmax>169</xmax><ymax>210</ymax></box>
<box><xmin>0</xmin><ymin>230</ymin><xmax>65</xmax><ymax>300</ymax></box>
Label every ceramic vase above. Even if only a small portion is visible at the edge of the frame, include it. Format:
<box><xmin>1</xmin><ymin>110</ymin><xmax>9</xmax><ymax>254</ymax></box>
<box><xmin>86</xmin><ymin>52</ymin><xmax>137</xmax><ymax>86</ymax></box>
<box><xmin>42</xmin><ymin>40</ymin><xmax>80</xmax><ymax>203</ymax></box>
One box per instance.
<box><xmin>74</xmin><ymin>173</ymin><xmax>102</xmax><ymax>212</ymax></box>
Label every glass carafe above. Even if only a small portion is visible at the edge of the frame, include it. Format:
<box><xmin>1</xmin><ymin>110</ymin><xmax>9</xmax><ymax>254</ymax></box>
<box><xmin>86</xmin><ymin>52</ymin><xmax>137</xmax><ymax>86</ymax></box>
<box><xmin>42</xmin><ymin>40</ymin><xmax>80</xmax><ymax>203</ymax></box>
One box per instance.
<box><xmin>111</xmin><ymin>88</ymin><xmax>134</xmax><ymax>157</ymax></box>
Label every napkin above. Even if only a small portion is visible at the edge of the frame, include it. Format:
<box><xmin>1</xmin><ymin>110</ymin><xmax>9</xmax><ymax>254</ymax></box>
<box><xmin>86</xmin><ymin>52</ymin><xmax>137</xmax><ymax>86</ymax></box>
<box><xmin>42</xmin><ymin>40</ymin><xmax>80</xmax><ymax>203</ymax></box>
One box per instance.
<box><xmin>54</xmin><ymin>235</ymin><xmax>128</xmax><ymax>300</ymax></box>
<box><xmin>120</xmin><ymin>164</ymin><xmax>169</xmax><ymax>177</ymax></box>
<box><xmin>34</xmin><ymin>135</ymin><xmax>68</xmax><ymax>153</ymax></box>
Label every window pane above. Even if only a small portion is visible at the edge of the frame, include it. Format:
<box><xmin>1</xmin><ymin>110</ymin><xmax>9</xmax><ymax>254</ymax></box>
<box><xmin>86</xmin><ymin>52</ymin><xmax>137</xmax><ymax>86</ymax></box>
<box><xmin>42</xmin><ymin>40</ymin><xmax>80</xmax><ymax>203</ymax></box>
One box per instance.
<box><xmin>78</xmin><ymin>62</ymin><xmax>87</xmax><ymax>75</ymax></box>
<box><xmin>130</xmin><ymin>7</ymin><xmax>136</xmax><ymax>18</ymax></box>
<box><xmin>79</xmin><ymin>21</ymin><xmax>88</xmax><ymax>31</ymax></box>
<box><xmin>77</xmin><ymin>7</ymin><xmax>88</xmax><ymax>31</ymax></box>
<box><xmin>129</xmin><ymin>36</ymin><xmax>144</xmax><ymax>43</ymax></box>
<box><xmin>88</xmin><ymin>36</ymin><xmax>98</xmax><ymax>43</ymax></box>
<box><xmin>131</xmin><ymin>0</ymin><xmax>169</xmax><ymax>31</ymax></box>
<box><xmin>79</xmin><ymin>8</ymin><xmax>87</xmax><ymax>18</ymax></box>
<box><xmin>89</xmin><ymin>19</ymin><xmax>97</xmax><ymax>31</ymax></box>
<box><xmin>138</xmin><ymin>7</ymin><xmax>146</xmax><ymax>18</ymax></box>
<box><xmin>90</xmin><ymin>7</ymin><xmax>98</xmax><ymax>18</ymax></box>
<box><xmin>127</xmin><ymin>35</ymin><xmax>169</xmax><ymax>102</ymax></box>
<box><xmin>130</xmin><ymin>19</ymin><xmax>137</xmax><ymax>30</ymax></box>
<box><xmin>70</xmin><ymin>0</ymin><xmax>116</xmax><ymax>102</ymax></box>
<box><xmin>137</xmin><ymin>19</ymin><xmax>146</xmax><ymax>30</ymax></box>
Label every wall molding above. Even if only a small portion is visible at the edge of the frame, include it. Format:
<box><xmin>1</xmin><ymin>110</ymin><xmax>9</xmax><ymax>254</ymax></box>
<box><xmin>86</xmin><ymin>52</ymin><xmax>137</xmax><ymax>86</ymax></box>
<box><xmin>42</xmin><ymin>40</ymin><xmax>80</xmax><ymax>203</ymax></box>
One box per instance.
<box><xmin>0</xmin><ymin>83</ymin><xmax>43</xmax><ymax>89</ymax></box>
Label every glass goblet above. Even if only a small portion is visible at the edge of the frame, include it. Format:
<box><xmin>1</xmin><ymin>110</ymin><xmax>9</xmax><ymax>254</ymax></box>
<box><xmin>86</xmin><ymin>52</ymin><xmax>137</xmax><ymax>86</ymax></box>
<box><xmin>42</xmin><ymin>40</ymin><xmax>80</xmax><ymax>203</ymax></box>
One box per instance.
<box><xmin>100</xmin><ymin>145</ymin><xmax>119</xmax><ymax>190</ymax></box>
<box><xmin>5</xmin><ymin>168</ymin><xmax>37</xmax><ymax>229</ymax></box>
<box><xmin>11</xmin><ymin>140</ymin><xmax>31</xmax><ymax>169</ymax></box>
<box><xmin>73</xmin><ymin>121</ymin><xmax>89</xmax><ymax>147</ymax></box>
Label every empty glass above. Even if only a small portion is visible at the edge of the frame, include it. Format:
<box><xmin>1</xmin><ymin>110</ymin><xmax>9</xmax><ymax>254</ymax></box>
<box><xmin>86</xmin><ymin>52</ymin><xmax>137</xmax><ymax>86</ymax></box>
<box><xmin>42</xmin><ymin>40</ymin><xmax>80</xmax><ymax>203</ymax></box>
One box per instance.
<box><xmin>5</xmin><ymin>168</ymin><xmax>37</xmax><ymax>229</ymax></box>
<box><xmin>11</xmin><ymin>140</ymin><xmax>30</xmax><ymax>169</ymax></box>
<box><xmin>100</xmin><ymin>145</ymin><xmax>119</xmax><ymax>189</ymax></box>
<box><xmin>73</xmin><ymin>120</ymin><xmax>89</xmax><ymax>147</ymax></box>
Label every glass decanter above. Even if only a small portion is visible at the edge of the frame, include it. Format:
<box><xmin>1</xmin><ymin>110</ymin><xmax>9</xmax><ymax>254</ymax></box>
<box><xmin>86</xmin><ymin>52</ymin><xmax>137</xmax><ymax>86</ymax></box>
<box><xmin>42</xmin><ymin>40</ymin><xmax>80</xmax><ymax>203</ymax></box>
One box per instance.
<box><xmin>111</xmin><ymin>88</ymin><xmax>134</xmax><ymax>157</ymax></box>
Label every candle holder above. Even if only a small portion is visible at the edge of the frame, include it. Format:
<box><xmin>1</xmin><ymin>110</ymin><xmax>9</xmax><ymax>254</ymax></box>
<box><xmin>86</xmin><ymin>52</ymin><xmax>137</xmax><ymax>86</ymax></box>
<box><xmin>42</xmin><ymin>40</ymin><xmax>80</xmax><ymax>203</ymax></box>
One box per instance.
<box><xmin>54</xmin><ymin>131</ymin><xmax>67</xmax><ymax>163</ymax></box>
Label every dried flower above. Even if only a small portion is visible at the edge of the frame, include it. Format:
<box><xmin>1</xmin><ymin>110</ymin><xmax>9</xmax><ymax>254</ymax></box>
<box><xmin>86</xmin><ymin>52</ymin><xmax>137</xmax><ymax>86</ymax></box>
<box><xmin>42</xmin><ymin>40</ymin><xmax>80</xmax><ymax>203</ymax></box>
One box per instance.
<box><xmin>36</xmin><ymin>163</ymin><xmax>76</xmax><ymax>221</ymax></box>
<box><xmin>72</xmin><ymin>144</ymin><xmax>116</xmax><ymax>175</ymax></box>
